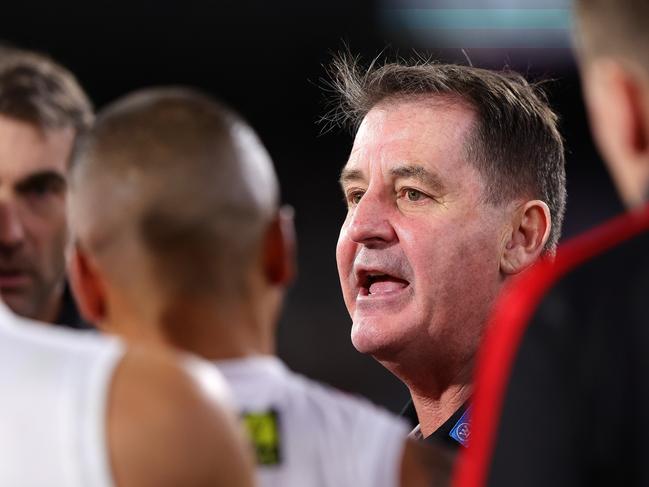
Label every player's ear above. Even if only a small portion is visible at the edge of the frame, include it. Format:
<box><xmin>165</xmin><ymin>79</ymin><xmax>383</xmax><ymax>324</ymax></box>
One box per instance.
<box><xmin>263</xmin><ymin>205</ymin><xmax>297</xmax><ymax>286</ymax></box>
<box><xmin>500</xmin><ymin>200</ymin><xmax>551</xmax><ymax>275</ymax></box>
<box><xmin>67</xmin><ymin>242</ymin><xmax>108</xmax><ymax>326</ymax></box>
<box><xmin>582</xmin><ymin>58</ymin><xmax>649</xmax><ymax>208</ymax></box>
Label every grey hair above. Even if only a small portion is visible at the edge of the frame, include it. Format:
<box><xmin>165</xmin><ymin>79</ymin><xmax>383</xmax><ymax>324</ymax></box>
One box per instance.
<box><xmin>0</xmin><ymin>44</ymin><xmax>93</xmax><ymax>136</ymax></box>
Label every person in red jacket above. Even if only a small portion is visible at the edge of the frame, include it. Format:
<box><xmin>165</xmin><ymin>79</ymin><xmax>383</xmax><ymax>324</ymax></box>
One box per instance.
<box><xmin>455</xmin><ymin>1</ymin><xmax>649</xmax><ymax>485</ymax></box>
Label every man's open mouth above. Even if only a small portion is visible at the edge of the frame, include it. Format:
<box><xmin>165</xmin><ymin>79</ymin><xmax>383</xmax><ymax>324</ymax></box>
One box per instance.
<box><xmin>359</xmin><ymin>272</ymin><xmax>410</xmax><ymax>296</ymax></box>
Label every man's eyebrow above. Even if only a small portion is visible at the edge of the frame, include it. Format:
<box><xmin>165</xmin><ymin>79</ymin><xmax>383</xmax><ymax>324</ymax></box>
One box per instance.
<box><xmin>14</xmin><ymin>170</ymin><xmax>67</xmax><ymax>192</ymax></box>
<box><xmin>339</xmin><ymin>167</ymin><xmax>365</xmax><ymax>187</ymax></box>
<box><xmin>390</xmin><ymin>165</ymin><xmax>446</xmax><ymax>193</ymax></box>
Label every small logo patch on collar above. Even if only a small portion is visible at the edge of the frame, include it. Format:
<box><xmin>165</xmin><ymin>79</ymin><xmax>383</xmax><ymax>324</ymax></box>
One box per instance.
<box><xmin>449</xmin><ymin>407</ymin><xmax>471</xmax><ymax>447</ymax></box>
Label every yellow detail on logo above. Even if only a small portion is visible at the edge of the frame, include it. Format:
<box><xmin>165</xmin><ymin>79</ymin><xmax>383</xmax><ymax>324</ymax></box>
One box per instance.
<box><xmin>242</xmin><ymin>410</ymin><xmax>281</xmax><ymax>465</ymax></box>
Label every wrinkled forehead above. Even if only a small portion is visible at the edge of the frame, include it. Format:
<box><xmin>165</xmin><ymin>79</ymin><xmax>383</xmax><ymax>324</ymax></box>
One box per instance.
<box><xmin>0</xmin><ymin>114</ymin><xmax>75</xmax><ymax>180</ymax></box>
<box><xmin>344</xmin><ymin>97</ymin><xmax>478</xmax><ymax>178</ymax></box>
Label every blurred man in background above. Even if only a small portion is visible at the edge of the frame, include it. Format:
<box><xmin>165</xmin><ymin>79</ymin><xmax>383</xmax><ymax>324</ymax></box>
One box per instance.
<box><xmin>0</xmin><ymin>45</ymin><xmax>92</xmax><ymax>327</ymax></box>
<box><xmin>454</xmin><ymin>1</ymin><xmax>649</xmax><ymax>485</ymax></box>
<box><xmin>328</xmin><ymin>56</ymin><xmax>566</xmax><ymax>448</ymax></box>
<box><xmin>0</xmin><ymin>47</ymin><xmax>255</xmax><ymax>487</ymax></box>
<box><xmin>67</xmin><ymin>87</ymin><xmax>452</xmax><ymax>487</ymax></box>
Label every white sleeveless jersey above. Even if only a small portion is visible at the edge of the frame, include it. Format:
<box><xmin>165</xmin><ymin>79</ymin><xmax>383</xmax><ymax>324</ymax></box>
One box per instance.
<box><xmin>215</xmin><ymin>356</ymin><xmax>409</xmax><ymax>487</ymax></box>
<box><xmin>0</xmin><ymin>303</ymin><xmax>124</xmax><ymax>487</ymax></box>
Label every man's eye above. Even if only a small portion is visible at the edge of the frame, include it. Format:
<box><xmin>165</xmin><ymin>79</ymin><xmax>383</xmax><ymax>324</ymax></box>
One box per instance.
<box><xmin>403</xmin><ymin>188</ymin><xmax>425</xmax><ymax>202</ymax></box>
<box><xmin>28</xmin><ymin>184</ymin><xmax>52</xmax><ymax>196</ymax></box>
<box><xmin>21</xmin><ymin>180</ymin><xmax>65</xmax><ymax>199</ymax></box>
<box><xmin>346</xmin><ymin>191</ymin><xmax>365</xmax><ymax>206</ymax></box>
<box><xmin>27</xmin><ymin>183</ymin><xmax>56</xmax><ymax>197</ymax></box>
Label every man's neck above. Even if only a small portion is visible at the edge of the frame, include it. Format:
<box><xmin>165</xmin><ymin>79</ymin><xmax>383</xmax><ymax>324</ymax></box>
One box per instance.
<box><xmin>410</xmin><ymin>383</ymin><xmax>471</xmax><ymax>437</ymax></box>
<box><xmin>379</xmin><ymin>353</ymin><xmax>473</xmax><ymax>436</ymax></box>
<box><xmin>38</xmin><ymin>282</ymin><xmax>65</xmax><ymax>324</ymax></box>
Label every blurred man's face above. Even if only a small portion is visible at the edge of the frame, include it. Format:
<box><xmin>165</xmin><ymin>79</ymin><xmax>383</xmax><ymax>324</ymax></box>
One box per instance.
<box><xmin>336</xmin><ymin>99</ymin><xmax>508</xmax><ymax>373</ymax></box>
<box><xmin>0</xmin><ymin>114</ymin><xmax>74</xmax><ymax>321</ymax></box>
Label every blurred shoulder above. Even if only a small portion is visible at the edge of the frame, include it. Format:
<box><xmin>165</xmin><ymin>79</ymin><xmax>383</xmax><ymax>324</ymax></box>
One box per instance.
<box><xmin>108</xmin><ymin>346</ymin><xmax>254</xmax><ymax>487</ymax></box>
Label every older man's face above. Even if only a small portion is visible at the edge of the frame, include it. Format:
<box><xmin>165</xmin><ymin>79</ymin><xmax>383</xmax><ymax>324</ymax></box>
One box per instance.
<box><xmin>336</xmin><ymin>98</ymin><xmax>508</xmax><ymax>371</ymax></box>
<box><xmin>0</xmin><ymin>114</ymin><xmax>73</xmax><ymax>322</ymax></box>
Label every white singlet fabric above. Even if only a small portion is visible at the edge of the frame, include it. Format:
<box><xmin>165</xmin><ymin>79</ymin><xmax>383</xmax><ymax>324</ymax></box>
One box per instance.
<box><xmin>215</xmin><ymin>356</ymin><xmax>409</xmax><ymax>487</ymax></box>
<box><xmin>0</xmin><ymin>302</ymin><xmax>124</xmax><ymax>487</ymax></box>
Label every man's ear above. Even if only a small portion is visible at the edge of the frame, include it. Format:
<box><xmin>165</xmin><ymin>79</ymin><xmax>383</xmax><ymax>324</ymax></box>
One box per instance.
<box><xmin>68</xmin><ymin>243</ymin><xmax>108</xmax><ymax>327</ymax></box>
<box><xmin>500</xmin><ymin>200</ymin><xmax>551</xmax><ymax>275</ymax></box>
<box><xmin>262</xmin><ymin>205</ymin><xmax>297</xmax><ymax>286</ymax></box>
<box><xmin>583</xmin><ymin>58</ymin><xmax>649</xmax><ymax>208</ymax></box>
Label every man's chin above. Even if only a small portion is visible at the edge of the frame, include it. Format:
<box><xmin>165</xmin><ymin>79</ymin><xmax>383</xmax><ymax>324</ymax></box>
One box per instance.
<box><xmin>350</xmin><ymin>320</ymin><xmax>401</xmax><ymax>357</ymax></box>
<box><xmin>0</xmin><ymin>291</ymin><xmax>34</xmax><ymax>319</ymax></box>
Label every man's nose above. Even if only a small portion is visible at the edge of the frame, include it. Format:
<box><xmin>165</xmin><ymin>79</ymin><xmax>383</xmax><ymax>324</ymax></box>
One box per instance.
<box><xmin>0</xmin><ymin>201</ymin><xmax>25</xmax><ymax>249</ymax></box>
<box><xmin>346</xmin><ymin>190</ymin><xmax>397</xmax><ymax>246</ymax></box>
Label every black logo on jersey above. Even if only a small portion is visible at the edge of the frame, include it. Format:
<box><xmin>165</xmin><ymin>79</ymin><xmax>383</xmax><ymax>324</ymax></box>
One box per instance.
<box><xmin>242</xmin><ymin>409</ymin><xmax>282</xmax><ymax>466</ymax></box>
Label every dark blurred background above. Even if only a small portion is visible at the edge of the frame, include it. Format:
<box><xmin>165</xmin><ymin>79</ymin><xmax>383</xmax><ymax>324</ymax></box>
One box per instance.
<box><xmin>2</xmin><ymin>0</ymin><xmax>623</xmax><ymax>412</ymax></box>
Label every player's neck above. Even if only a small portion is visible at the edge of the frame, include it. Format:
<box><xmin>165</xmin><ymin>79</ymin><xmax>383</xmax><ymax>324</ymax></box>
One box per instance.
<box><xmin>156</xmin><ymin>297</ymin><xmax>275</xmax><ymax>360</ymax></box>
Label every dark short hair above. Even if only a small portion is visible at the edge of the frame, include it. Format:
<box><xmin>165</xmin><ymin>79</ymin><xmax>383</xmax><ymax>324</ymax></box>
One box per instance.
<box><xmin>70</xmin><ymin>87</ymin><xmax>278</xmax><ymax>297</ymax></box>
<box><xmin>575</xmin><ymin>0</ymin><xmax>649</xmax><ymax>69</ymax></box>
<box><xmin>326</xmin><ymin>54</ymin><xmax>566</xmax><ymax>251</ymax></box>
<box><xmin>0</xmin><ymin>45</ymin><xmax>93</xmax><ymax>136</ymax></box>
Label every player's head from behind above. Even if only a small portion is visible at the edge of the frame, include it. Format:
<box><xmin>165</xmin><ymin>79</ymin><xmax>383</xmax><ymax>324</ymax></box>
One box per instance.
<box><xmin>67</xmin><ymin>87</ymin><xmax>294</xmax><ymax>357</ymax></box>
<box><xmin>574</xmin><ymin>0</ymin><xmax>649</xmax><ymax>208</ymax></box>
<box><xmin>0</xmin><ymin>45</ymin><xmax>92</xmax><ymax>322</ymax></box>
<box><xmin>330</xmin><ymin>54</ymin><xmax>566</xmax><ymax>392</ymax></box>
